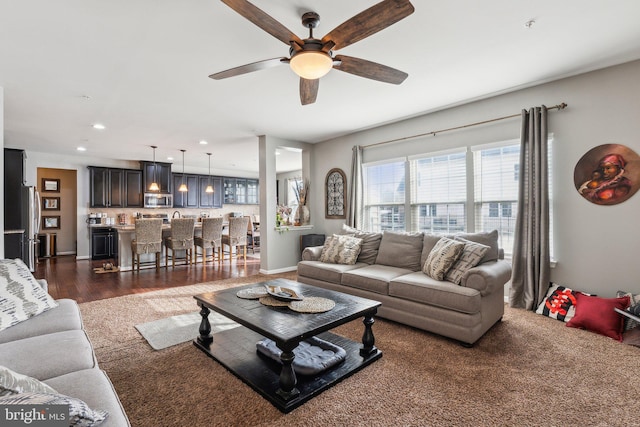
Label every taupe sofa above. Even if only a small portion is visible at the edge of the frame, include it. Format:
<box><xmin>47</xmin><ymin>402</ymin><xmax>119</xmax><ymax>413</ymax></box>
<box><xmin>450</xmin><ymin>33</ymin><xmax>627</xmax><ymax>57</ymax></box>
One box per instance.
<box><xmin>0</xmin><ymin>277</ymin><xmax>130</xmax><ymax>426</ymax></box>
<box><xmin>297</xmin><ymin>229</ymin><xmax>512</xmax><ymax>346</ymax></box>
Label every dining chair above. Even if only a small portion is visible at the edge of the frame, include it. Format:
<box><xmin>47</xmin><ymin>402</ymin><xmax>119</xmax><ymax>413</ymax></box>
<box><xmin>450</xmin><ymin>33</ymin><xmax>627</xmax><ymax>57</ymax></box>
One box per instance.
<box><xmin>246</xmin><ymin>215</ymin><xmax>260</xmax><ymax>254</ymax></box>
<box><xmin>221</xmin><ymin>216</ymin><xmax>249</xmax><ymax>263</ymax></box>
<box><xmin>130</xmin><ymin>218</ymin><xmax>163</xmax><ymax>272</ymax></box>
<box><xmin>194</xmin><ymin>217</ymin><xmax>224</xmax><ymax>265</ymax></box>
<box><xmin>164</xmin><ymin>218</ymin><xmax>195</xmax><ymax>268</ymax></box>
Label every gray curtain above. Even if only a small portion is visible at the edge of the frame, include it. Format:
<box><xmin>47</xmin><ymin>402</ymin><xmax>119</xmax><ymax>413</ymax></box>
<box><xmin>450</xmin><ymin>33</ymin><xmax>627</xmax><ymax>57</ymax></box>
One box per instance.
<box><xmin>347</xmin><ymin>145</ymin><xmax>363</xmax><ymax>229</ymax></box>
<box><xmin>509</xmin><ymin>106</ymin><xmax>550</xmax><ymax>310</ymax></box>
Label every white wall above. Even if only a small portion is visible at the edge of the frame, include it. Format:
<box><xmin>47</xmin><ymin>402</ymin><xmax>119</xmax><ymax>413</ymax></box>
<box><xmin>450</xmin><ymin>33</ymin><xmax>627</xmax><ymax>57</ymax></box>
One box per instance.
<box><xmin>309</xmin><ymin>59</ymin><xmax>640</xmax><ymax>297</ymax></box>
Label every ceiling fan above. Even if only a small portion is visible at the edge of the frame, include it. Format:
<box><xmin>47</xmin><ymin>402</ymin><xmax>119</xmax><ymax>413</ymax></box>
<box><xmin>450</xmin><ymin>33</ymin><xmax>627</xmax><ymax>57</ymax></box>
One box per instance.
<box><xmin>210</xmin><ymin>0</ymin><xmax>415</xmax><ymax>105</ymax></box>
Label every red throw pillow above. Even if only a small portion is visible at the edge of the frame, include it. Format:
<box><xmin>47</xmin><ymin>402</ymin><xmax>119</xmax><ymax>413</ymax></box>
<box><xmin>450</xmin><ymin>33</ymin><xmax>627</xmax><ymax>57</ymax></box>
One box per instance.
<box><xmin>566</xmin><ymin>293</ymin><xmax>630</xmax><ymax>341</ymax></box>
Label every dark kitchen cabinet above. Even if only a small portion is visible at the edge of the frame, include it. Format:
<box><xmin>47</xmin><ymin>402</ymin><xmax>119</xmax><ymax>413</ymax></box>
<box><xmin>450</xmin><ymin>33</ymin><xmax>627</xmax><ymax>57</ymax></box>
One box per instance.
<box><xmin>89</xmin><ymin>167</ymin><xmax>124</xmax><ymax>208</ymax></box>
<box><xmin>141</xmin><ymin>161</ymin><xmax>172</xmax><ymax>194</ymax></box>
<box><xmin>199</xmin><ymin>176</ymin><xmax>222</xmax><ymax>208</ymax></box>
<box><xmin>223</xmin><ymin>178</ymin><xmax>236</xmax><ymax>204</ymax></box>
<box><xmin>223</xmin><ymin>177</ymin><xmax>258</xmax><ymax>205</ymax></box>
<box><xmin>90</xmin><ymin>227</ymin><xmax>117</xmax><ymax>260</ymax></box>
<box><xmin>172</xmin><ymin>173</ymin><xmax>199</xmax><ymax>208</ymax></box>
<box><xmin>124</xmin><ymin>169</ymin><xmax>143</xmax><ymax>207</ymax></box>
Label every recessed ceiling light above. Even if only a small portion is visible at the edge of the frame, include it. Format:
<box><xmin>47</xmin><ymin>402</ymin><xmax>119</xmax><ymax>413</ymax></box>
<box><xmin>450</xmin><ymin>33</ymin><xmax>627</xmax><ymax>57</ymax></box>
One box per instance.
<box><xmin>167</xmin><ymin>156</ymin><xmax>174</xmax><ymax>161</ymax></box>
<box><xmin>77</xmin><ymin>146</ymin><xmax>87</xmax><ymax>151</ymax></box>
<box><xmin>92</xmin><ymin>123</ymin><xmax>105</xmax><ymax>130</ymax></box>
<box><xmin>199</xmin><ymin>140</ymin><xmax>208</xmax><ymax>145</ymax></box>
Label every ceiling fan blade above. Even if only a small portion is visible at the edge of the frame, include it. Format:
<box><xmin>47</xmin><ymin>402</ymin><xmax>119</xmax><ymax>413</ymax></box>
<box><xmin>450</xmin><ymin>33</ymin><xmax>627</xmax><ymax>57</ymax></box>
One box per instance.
<box><xmin>322</xmin><ymin>0</ymin><xmax>414</xmax><ymax>51</ymax></box>
<box><xmin>209</xmin><ymin>57</ymin><xmax>288</xmax><ymax>80</ymax></box>
<box><xmin>300</xmin><ymin>78</ymin><xmax>319</xmax><ymax>105</ymax></box>
<box><xmin>221</xmin><ymin>0</ymin><xmax>303</xmax><ymax>46</ymax></box>
<box><xmin>333</xmin><ymin>55</ymin><xmax>408</xmax><ymax>84</ymax></box>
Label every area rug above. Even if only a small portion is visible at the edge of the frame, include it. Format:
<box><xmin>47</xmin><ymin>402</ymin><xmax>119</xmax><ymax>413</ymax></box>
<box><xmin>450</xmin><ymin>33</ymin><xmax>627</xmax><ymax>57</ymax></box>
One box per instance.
<box><xmin>134</xmin><ymin>311</ymin><xmax>239</xmax><ymax>350</ymax></box>
<box><xmin>79</xmin><ymin>272</ymin><xmax>640</xmax><ymax>427</ymax></box>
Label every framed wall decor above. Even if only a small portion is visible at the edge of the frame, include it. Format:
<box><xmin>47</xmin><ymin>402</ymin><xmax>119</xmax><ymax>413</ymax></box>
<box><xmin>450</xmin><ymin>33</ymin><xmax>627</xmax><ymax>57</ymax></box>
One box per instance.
<box><xmin>42</xmin><ymin>178</ymin><xmax>60</xmax><ymax>192</ymax></box>
<box><xmin>42</xmin><ymin>197</ymin><xmax>60</xmax><ymax>211</ymax></box>
<box><xmin>42</xmin><ymin>216</ymin><xmax>61</xmax><ymax>230</ymax></box>
<box><xmin>325</xmin><ymin>168</ymin><xmax>347</xmax><ymax>219</ymax></box>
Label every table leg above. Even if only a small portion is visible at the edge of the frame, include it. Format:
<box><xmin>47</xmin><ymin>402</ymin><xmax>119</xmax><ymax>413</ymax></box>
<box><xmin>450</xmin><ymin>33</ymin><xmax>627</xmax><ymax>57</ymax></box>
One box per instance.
<box><xmin>360</xmin><ymin>309</ymin><xmax>378</xmax><ymax>357</ymax></box>
<box><xmin>275</xmin><ymin>342</ymin><xmax>300</xmax><ymax>401</ymax></box>
<box><xmin>197</xmin><ymin>304</ymin><xmax>213</xmax><ymax>346</ymax></box>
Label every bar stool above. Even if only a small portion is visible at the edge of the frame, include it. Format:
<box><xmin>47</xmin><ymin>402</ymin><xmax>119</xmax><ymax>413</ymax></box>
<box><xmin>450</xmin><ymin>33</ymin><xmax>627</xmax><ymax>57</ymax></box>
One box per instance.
<box><xmin>246</xmin><ymin>215</ymin><xmax>260</xmax><ymax>254</ymax></box>
<box><xmin>130</xmin><ymin>218</ymin><xmax>163</xmax><ymax>272</ymax></box>
<box><xmin>222</xmin><ymin>216</ymin><xmax>249</xmax><ymax>263</ymax></box>
<box><xmin>164</xmin><ymin>218</ymin><xmax>195</xmax><ymax>268</ymax></box>
<box><xmin>194</xmin><ymin>217</ymin><xmax>223</xmax><ymax>265</ymax></box>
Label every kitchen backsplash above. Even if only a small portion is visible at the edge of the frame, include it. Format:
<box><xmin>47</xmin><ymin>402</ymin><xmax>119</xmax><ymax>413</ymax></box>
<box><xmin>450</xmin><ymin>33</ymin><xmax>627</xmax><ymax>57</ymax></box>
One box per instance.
<box><xmin>87</xmin><ymin>204</ymin><xmax>259</xmax><ymax>225</ymax></box>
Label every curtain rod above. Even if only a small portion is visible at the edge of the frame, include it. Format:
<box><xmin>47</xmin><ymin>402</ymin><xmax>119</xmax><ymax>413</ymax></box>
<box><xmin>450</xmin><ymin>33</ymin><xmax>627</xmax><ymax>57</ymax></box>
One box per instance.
<box><xmin>362</xmin><ymin>102</ymin><xmax>568</xmax><ymax>149</ymax></box>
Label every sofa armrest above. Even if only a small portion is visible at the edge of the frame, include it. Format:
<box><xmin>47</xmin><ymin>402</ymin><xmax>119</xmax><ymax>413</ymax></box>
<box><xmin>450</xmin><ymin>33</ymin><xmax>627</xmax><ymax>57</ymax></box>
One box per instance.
<box><xmin>461</xmin><ymin>259</ymin><xmax>512</xmax><ymax>296</ymax></box>
<box><xmin>301</xmin><ymin>246</ymin><xmax>324</xmax><ymax>261</ymax></box>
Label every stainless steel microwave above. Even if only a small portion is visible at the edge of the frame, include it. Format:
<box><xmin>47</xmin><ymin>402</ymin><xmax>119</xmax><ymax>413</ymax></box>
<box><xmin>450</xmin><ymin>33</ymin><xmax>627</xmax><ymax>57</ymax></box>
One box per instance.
<box><xmin>144</xmin><ymin>193</ymin><xmax>173</xmax><ymax>208</ymax></box>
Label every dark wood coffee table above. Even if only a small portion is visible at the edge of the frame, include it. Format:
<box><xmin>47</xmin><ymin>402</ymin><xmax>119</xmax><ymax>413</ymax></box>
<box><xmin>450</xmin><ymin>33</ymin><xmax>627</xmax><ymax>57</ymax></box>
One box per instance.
<box><xmin>193</xmin><ymin>278</ymin><xmax>382</xmax><ymax>413</ymax></box>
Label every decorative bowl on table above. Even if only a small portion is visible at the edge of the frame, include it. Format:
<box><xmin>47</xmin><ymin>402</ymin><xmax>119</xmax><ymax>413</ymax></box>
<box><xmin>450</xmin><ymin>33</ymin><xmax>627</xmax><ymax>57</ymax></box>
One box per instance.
<box><xmin>264</xmin><ymin>284</ymin><xmax>303</xmax><ymax>301</ymax></box>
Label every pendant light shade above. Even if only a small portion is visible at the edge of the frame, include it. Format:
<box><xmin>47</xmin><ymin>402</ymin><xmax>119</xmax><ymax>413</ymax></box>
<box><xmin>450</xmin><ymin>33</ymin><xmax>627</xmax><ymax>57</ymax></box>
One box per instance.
<box><xmin>205</xmin><ymin>152</ymin><xmax>214</xmax><ymax>193</ymax></box>
<box><xmin>149</xmin><ymin>145</ymin><xmax>160</xmax><ymax>191</ymax></box>
<box><xmin>178</xmin><ymin>149</ymin><xmax>188</xmax><ymax>192</ymax></box>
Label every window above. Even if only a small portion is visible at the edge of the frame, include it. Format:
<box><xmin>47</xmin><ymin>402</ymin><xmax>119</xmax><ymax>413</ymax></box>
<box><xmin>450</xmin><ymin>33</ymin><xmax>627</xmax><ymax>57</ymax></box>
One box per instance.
<box><xmin>473</xmin><ymin>143</ymin><xmax>521</xmax><ymax>255</ymax></box>
<box><xmin>360</xmin><ymin>137</ymin><xmax>553</xmax><ymax>259</ymax></box>
<box><xmin>410</xmin><ymin>150</ymin><xmax>466</xmax><ymax>234</ymax></box>
<box><xmin>363</xmin><ymin>160</ymin><xmax>405</xmax><ymax>232</ymax></box>
<box><xmin>287</xmin><ymin>177</ymin><xmax>303</xmax><ymax>209</ymax></box>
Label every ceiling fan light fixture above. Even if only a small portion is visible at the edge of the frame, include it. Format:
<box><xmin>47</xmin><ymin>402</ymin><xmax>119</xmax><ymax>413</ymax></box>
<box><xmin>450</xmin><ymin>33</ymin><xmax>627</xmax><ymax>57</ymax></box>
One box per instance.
<box><xmin>290</xmin><ymin>51</ymin><xmax>333</xmax><ymax>80</ymax></box>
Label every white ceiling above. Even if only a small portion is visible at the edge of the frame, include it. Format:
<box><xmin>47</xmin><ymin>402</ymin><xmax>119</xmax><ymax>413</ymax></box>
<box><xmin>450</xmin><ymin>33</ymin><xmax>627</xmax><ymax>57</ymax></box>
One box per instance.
<box><xmin>2</xmin><ymin>0</ymin><xmax>640</xmax><ymax>175</ymax></box>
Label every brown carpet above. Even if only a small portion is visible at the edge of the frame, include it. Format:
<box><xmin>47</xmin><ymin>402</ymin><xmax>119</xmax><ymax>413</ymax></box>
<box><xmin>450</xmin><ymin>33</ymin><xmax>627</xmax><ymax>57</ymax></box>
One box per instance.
<box><xmin>80</xmin><ymin>273</ymin><xmax>640</xmax><ymax>427</ymax></box>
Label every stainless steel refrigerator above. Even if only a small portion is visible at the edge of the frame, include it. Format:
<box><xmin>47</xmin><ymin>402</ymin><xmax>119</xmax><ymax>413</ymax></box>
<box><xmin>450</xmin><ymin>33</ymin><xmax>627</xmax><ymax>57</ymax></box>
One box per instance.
<box><xmin>20</xmin><ymin>186</ymin><xmax>41</xmax><ymax>271</ymax></box>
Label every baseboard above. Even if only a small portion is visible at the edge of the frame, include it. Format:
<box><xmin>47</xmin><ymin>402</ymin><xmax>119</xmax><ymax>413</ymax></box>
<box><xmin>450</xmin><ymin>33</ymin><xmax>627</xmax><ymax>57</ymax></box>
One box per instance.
<box><xmin>259</xmin><ymin>266</ymin><xmax>297</xmax><ymax>275</ymax></box>
<box><xmin>75</xmin><ymin>255</ymin><xmax>90</xmax><ymax>260</ymax></box>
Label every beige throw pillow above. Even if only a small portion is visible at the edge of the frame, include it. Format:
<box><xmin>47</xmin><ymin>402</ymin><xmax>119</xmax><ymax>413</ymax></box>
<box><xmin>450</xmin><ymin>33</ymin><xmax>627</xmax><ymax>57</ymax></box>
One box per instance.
<box><xmin>423</xmin><ymin>237</ymin><xmax>465</xmax><ymax>280</ymax></box>
<box><xmin>319</xmin><ymin>234</ymin><xmax>363</xmax><ymax>265</ymax></box>
<box><xmin>444</xmin><ymin>238</ymin><xmax>490</xmax><ymax>285</ymax></box>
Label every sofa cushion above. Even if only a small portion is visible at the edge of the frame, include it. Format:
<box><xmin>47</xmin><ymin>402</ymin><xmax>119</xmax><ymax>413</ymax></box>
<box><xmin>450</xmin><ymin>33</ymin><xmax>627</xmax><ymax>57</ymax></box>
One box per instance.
<box><xmin>0</xmin><ymin>392</ymin><xmax>108</xmax><ymax>426</ymax></box>
<box><xmin>420</xmin><ymin>233</ymin><xmax>444</xmax><ymax>270</ymax></box>
<box><xmin>0</xmin><ymin>259</ymin><xmax>58</xmax><ymax>332</ymax></box>
<box><xmin>390</xmin><ymin>272</ymin><xmax>482</xmax><ymax>314</ymax></box>
<box><xmin>44</xmin><ymin>369</ymin><xmax>131</xmax><ymax>427</ymax></box>
<box><xmin>444</xmin><ymin>238</ymin><xmax>490</xmax><ymax>285</ymax></box>
<box><xmin>297</xmin><ymin>261</ymin><xmax>367</xmax><ymax>285</ymax></box>
<box><xmin>342</xmin><ymin>265</ymin><xmax>413</xmax><ymax>295</ymax></box>
<box><xmin>319</xmin><ymin>234</ymin><xmax>363</xmax><ymax>265</ymax></box>
<box><xmin>375</xmin><ymin>231</ymin><xmax>424</xmax><ymax>271</ymax></box>
<box><xmin>423</xmin><ymin>237</ymin><xmax>465</xmax><ymax>280</ymax></box>
<box><xmin>0</xmin><ymin>299</ymin><xmax>82</xmax><ymax>344</ymax></box>
<box><xmin>0</xmin><ymin>330</ymin><xmax>97</xmax><ymax>380</ymax></box>
<box><xmin>449</xmin><ymin>230</ymin><xmax>499</xmax><ymax>263</ymax></box>
<box><xmin>1</xmin><ymin>365</ymin><xmax>58</xmax><ymax>396</ymax></box>
<box><xmin>341</xmin><ymin>225</ymin><xmax>383</xmax><ymax>265</ymax></box>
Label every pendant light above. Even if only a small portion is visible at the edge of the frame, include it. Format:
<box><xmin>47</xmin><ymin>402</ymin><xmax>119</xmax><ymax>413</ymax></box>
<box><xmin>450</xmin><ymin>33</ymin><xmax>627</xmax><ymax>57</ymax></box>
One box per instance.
<box><xmin>149</xmin><ymin>145</ymin><xmax>160</xmax><ymax>192</ymax></box>
<box><xmin>205</xmin><ymin>153</ymin><xmax>214</xmax><ymax>193</ymax></box>
<box><xmin>178</xmin><ymin>149</ymin><xmax>188</xmax><ymax>192</ymax></box>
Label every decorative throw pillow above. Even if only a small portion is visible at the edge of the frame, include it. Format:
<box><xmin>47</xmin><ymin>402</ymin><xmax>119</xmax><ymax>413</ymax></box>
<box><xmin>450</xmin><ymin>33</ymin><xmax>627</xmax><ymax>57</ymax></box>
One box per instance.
<box><xmin>616</xmin><ymin>290</ymin><xmax>640</xmax><ymax>331</ymax></box>
<box><xmin>536</xmin><ymin>283</ymin><xmax>580</xmax><ymax>322</ymax></box>
<box><xmin>0</xmin><ymin>392</ymin><xmax>109</xmax><ymax>426</ymax></box>
<box><xmin>375</xmin><ymin>231</ymin><xmax>424</xmax><ymax>271</ymax></box>
<box><xmin>444</xmin><ymin>238</ymin><xmax>490</xmax><ymax>285</ymax></box>
<box><xmin>319</xmin><ymin>234</ymin><xmax>363</xmax><ymax>265</ymax></box>
<box><xmin>423</xmin><ymin>237</ymin><xmax>465</xmax><ymax>281</ymax></box>
<box><xmin>566</xmin><ymin>293</ymin><xmax>630</xmax><ymax>341</ymax></box>
<box><xmin>0</xmin><ymin>365</ymin><xmax>58</xmax><ymax>396</ymax></box>
<box><xmin>341</xmin><ymin>224</ymin><xmax>383</xmax><ymax>265</ymax></box>
<box><xmin>450</xmin><ymin>230</ymin><xmax>500</xmax><ymax>263</ymax></box>
<box><xmin>0</xmin><ymin>259</ymin><xmax>58</xmax><ymax>332</ymax></box>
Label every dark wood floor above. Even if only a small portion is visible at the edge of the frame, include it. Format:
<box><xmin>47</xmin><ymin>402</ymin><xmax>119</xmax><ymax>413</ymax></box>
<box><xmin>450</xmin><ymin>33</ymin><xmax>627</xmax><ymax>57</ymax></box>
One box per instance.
<box><xmin>35</xmin><ymin>255</ymin><xmax>262</xmax><ymax>303</ymax></box>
